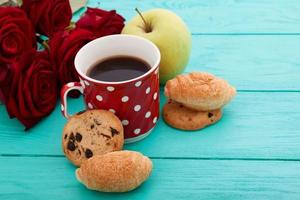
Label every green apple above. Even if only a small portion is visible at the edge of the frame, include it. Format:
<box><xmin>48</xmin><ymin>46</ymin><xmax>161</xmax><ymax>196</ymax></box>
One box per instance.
<box><xmin>121</xmin><ymin>8</ymin><xmax>191</xmax><ymax>84</ymax></box>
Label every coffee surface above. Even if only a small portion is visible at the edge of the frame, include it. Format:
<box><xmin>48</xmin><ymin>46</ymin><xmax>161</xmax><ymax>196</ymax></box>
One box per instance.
<box><xmin>87</xmin><ymin>56</ymin><xmax>151</xmax><ymax>82</ymax></box>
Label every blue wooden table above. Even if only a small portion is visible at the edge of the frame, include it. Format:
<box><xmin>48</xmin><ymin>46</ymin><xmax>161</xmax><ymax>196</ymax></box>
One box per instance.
<box><xmin>1</xmin><ymin>1</ymin><xmax>300</xmax><ymax>199</ymax></box>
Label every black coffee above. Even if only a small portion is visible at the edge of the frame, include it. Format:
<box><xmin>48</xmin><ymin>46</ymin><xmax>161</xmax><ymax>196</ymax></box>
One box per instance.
<box><xmin>87</xmin><ymin>56</ymin><xmax>151</xmax><ymax>82</ymax></box>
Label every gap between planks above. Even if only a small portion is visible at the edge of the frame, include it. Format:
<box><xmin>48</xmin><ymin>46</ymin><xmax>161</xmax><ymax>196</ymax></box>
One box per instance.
<box><xmin>1</xmin><ymin>154</ymin><xmax>300</xmax><ymax>162</ymax></box>
<box><xmin>236</xmin><ymin>90</ymin><xmax>300</xmax><ymax>93</ymax></box>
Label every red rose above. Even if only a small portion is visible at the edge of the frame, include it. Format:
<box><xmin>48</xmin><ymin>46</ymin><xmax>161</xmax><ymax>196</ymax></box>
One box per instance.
<box><xmin>0</xmin><ymin>7</ymin><xmax>36</xmax><ymax>63</ymax></box>
<box><xmin>21</xmin><ymin>0</ymin><xmax>72</xmax><ymax>37</ymax></box>
<box><xmin>49</xmin><ymin>28</ymin><xmax>95</xmax><ymax>87</ymax></box>
<box><xmin>0</xmin><ymin>58</ymin><xmax>14</xmax><ymax>104</ymax></box>
<box><xmin>5</xmin><ymin>49</ymin><xmax>57</xmax><ymax>129</ymax></box>
<box><xmin>76</xmin><ymin>7</ymin><xmax>125</xmax><ymax>38</ymax></box>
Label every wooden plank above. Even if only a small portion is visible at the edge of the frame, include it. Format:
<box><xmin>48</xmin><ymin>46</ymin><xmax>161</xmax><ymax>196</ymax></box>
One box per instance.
<box><xmin>0</xmin><ymin>157</ymin><xmax>300</xmax><ymax>199</ymax></box>
<box><xmin>188</xmin><ymin>35</ymin><xmax>300</xmax><ymax>90</ymax></box>
<box><xmin>1</xmin><ymin>91</ymin><xmax>300</xmax><ymax>160</ymax></box>
<box><xmin>85</xmin><ymin>0</ymin><xmax>300</xmax><ymax>34</ymax></box>
<box><xmin>125</xmin><ymin>91</ymin><xmax>300</xmax><ymax>159</ymax></box>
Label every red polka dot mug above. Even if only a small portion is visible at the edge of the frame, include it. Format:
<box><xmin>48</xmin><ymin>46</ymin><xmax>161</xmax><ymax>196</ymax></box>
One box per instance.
<box><xmin>60</xmin><ymin>35</ymin><xmax>161</xmax><ymax>143</ymax></box>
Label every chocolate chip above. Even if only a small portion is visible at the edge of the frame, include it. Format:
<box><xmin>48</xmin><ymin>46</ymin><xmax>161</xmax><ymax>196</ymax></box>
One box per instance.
<box><xmin>76</xmin><ymin>110</ymin><xmax>86</xmax><ymax>115</ymax></box>
<box><xmin>179</xmin><ymin>104</ymin><xmax>183</xmax><ymax>108</ymax></box>
<box><xmin>75</xmin><ymin>132</ymin><xmax>82</xmax><ymax>142</ymax></box>
<box><xmin>85</xmin><ymin>149</ymin><xmax>93</xmax><ymax>158</ymax></box>
<box><xmin>64</xmin><ymin>134</ymin><xmax>67</xmax><ymax>140</ymax></box>
<box><xmin>208</xmin><ymin>113</ymin><xmax>213</xmax><ymax>118</ymax></box>
<box><xmin>188</xmin><ymin>117</ymin><xmax>192</xmax><ymax>121</ymax></box>
<box><xmin>67</xmin><ymin>141</ymin><xmax>75</xmax><ymax>151</ymax></box>
<box><xmin>101</xmin><ymin>133</ymin><xmax>111</xmax><ymax>140</ymax></box>
<box><xmin>69</xmin><ymin>133</ymin><xmax>75</xmax><ymax>141</ymax></box>
<box><xmin>110</xmin><ymin>127</ymin><xmax>119</xmax><ymax>137</ymax></box>
<box><xmin>90</xmin><ymin>124</ymin><xmax>95</xmax><ymax>129</ymax></box>
<box><xmin>78</xmin><ymin>149</ymin><xmax>81</xmax><ymax>155</ymax></box>
<box><xmin>93</xmin><ymin>118</ymin><xmax>101</xmax><ymax>125</ymax></box>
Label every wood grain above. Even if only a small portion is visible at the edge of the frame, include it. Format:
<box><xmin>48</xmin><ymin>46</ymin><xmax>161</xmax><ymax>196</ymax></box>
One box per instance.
<box><xmin>1</xmin><ymin>0</ymin><xmax>300</xmax><ymax>198</ymax></box>
<box><xmin>73</xmin><ymin>2</ymin><xmax>300</xmax><ymax>90</ymax></box>
<box><xmin>1</xmin><ymin>91</ymin><xmax>300</xmax><ymax>160</ymax></box>
<box><xmin>87</xmin><ymin>0</ymin><xmax>300</xmax><ymax>34</ymax></box>
<box><xmin>0</xmin><ymin>157</ymin><xmax>299</xmax><ymax>200</ymax></box>
<box><xmin>188</xmin><ymin>35</ymin><xmax>300</xmax><ymax>90</ymax></box>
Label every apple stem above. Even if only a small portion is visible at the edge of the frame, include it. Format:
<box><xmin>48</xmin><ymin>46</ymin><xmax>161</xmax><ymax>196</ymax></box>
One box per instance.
<box><xmin>135</xmin><ymin>8</ymin><xmax>152</xmax><ymax>33</ymax></box>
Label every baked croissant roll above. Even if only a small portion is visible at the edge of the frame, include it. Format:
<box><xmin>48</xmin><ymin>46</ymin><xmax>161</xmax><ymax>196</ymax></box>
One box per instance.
<box><xmin>164</xmin><ymin>72</ymin><xmax>236</xmax><ymax>111</ymax></box>
<box><xmin>76</xmin><ymin>151</ymin><xmax>152</xmax><ymax>192</ymax></box>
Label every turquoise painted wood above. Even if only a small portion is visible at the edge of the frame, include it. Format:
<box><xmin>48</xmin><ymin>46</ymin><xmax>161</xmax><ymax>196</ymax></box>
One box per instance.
<box><xmin>86</xmin><ymin>0</ymin><xmax>300</xmax><ymax>34</ymax></box>
<box><xmin>1</xmin><ymin>91</ymin><xmax>300</xmax><ymax>160</ymax></box>
<box><xmin>1</xmin><ymin>157</ymin><xmax>300</xmax><ymax>200</ymax></box>
<box><xmin>188</xmin><ymin>35</ymin><xmax>300</xmax><ymax>90</ymax></box>
<box><xmin>1</xmin><ymin>0</ymin><xmax>300</xmax><ymax>199</ymax></box>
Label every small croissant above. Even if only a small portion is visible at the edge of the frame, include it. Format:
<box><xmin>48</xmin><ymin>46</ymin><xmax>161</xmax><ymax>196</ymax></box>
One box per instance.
<box><xmin>164</xmin><ymin>72</ymin><xmax>236</xmax><ymax>111</ymax></box>
<box><xmin>76</xmin><ymin>151</ymin><xmax>152</xmax><ymax>192</ymax></box>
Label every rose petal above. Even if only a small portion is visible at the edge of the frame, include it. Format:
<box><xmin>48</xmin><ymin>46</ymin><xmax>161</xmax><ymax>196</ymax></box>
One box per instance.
<box><xmin>75</xmin><ymin>7</ymin><xmax>125</xmax><ymax>38</ymax></box>
<box><xmin>21</xmin><ymin>0</ymin><xmax>72</xmax><ymax>37</ymax></box>
<box><xmin>50</xmin><ymin>28</ymin><xmax>95</xmax><ymax>86</ymax></box>
<box><xmin>4</xmin><ymin>50</ymin><xmax>57</xmax><ymax>129</ymax></box>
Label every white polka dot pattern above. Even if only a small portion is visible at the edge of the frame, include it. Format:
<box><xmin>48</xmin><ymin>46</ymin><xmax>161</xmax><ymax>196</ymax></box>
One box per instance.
<box><xmin>81</xmin><ymin>71</ymin><xmax>159</xmax><ymax>141</ymax></box>
<box><xmin>134</xmin><ymin>128</ymin><xmax>141</xmax><ymax>135</ymax></box>
<box><xmin>134</xmin><ymin>105</ymin><xmax>141</xmax><ymax>112</ymax></box>
<box><xmin>107</xmin><ymin>86</ymin><xmax>115</xmax><ymax>92</ymax></box>
<box><xmin>145</xmin><ymin>111</ymin><xmax>151</xmax><ymax>118</ymax></box>
<box><xmin>121</xmin><ymin>96</ymin><xmax>129</xmax><ymax>102</ymax></box>
<box><xmin>96</xmin><ymin>95</ymin><xmax>103</xmax><ymax>101</ymax></box>
<box><xmin>153</xmin><ymin>92</ymin><xmax>158</xmax><ymax>100</ymax></box>
<box><xmin>109</xmin><ymin>109</ymin><xmax>116</xmax><ymax>114</ymax></box>
<box><xmin>88</xmin><ymin>103</ymin><xmax>93</xmax><ymax>109</ymax></box>
<box><xmin>146</xmin><ymin>87</ymin><xmax>151</xmax><ymax>94</ymax></box>
<box><xmin>122</xmin><ymin>120</ymin><xmax>129</xmax><ymax>126</ymax></box>
<box><xmin>135</xmin><ymin>81</ymin><xmax>142</xmax><ymax>87</ymax></box>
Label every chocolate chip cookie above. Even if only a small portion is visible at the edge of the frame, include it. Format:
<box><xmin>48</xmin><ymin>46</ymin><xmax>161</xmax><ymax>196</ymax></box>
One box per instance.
<box><xmin>163</xmin><ymin>101</ymin><xmax>222</xmax><ymax>130</ymax></box>
<box><xmin>62</xmin><ymin>109</ymin><xmax>124</xmax><ymax>166</ymax></box>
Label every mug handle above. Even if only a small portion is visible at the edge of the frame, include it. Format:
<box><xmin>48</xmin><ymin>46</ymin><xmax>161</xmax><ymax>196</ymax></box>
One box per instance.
<box><xmin>60</xmin><ymin>82</ymin><xmax>84</xmax><ymax>119</ymax></box>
